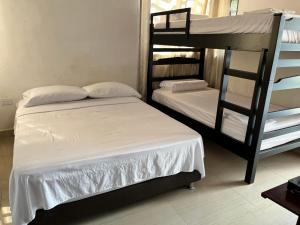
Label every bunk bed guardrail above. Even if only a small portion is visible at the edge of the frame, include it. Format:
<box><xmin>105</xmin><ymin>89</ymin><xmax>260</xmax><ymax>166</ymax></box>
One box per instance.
<box><xmin>151</xmin><ymin>8</ymin><xmax>191</xmax><ymax>35</ymax></box>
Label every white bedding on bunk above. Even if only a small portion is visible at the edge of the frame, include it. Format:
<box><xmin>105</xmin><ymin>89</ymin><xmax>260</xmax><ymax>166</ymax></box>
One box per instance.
<box><xmin>152</xmin><ymin>88</ymin><xmax>300</xmax><ymax>150</ymax></box>
<box><xmin>154</xmin><ymin>13</ymin><xmax>300</xmax><ymax>43</ymax></box>
<box><xmin>11</xmin><ymin>97</ymin><xmax>205</xmax><ymax>225</ymax></box>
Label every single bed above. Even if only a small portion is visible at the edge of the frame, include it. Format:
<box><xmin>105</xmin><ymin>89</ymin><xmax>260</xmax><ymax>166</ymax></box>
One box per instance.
<box><xmin>154</xmin><ymin>12</ymin><xmax>300</xmax><ymax>43</ymax></box>
<box><xmin>10</xmin><ymin>96</ymin><xmax>205</xmax><ymax>225</ymax></box>
<box><xmin>152</xmin><ymin>88</ymin><xmax>300</xmax><ymax>150</ymax></box>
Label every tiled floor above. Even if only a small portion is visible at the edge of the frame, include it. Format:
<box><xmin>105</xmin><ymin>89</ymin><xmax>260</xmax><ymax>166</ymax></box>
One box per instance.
<box><xmin>0</xmin><ymin>135</ymin><xmax>299</xmax><ymax>225</ymax></box>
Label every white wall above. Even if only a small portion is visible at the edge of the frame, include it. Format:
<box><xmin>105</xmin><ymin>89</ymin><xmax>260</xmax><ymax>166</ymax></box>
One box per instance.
<box><xmin>228</xmin><ymin>0</ymin><xmax>300</xmax><ymax>108</ymax></box>
<box><xmin>0</xmin><ymin>0</ymin><xmax>140</xmax><ymax>131</ymax></box>
<box><xmin>238</xmin><ymin>0</ymin><xmax>300</xmax><ymax>12</ymax></box>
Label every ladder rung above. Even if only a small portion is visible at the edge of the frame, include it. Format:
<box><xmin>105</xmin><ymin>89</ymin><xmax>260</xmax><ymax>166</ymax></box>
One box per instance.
<box><xmin>221</xmin><ymin>100</ymin><xmax>251</xmax><ymax>116</ymax></box>
<box><xmin>225</xmin><ymin>69</ymin><xmax>257</xmax><ymax>80</ymax></box>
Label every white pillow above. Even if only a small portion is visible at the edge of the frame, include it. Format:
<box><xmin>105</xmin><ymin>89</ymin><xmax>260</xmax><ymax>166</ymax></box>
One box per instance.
<box><xmin>160</xmin><ymin>79</ymin><xmax>202</xmax><ymax>89</ymax></box>
<box><xmin>171</xmin><ymin>80</ymin><xmax>208</xmax><ymax>93</ymax></box>
<box><xmin>160</xmin><ymin>79</ymin><xmax>208</xmax><ymax>92</ymax></box>
<box><xmin>22</xmin><ymin>85</ymin><xmax>88</xmax><ymax>107</ymax></box>
<box><xmin>83</xmin><ymin>82</ymin><xmax>141</xmax><ymax>99</ymax></box>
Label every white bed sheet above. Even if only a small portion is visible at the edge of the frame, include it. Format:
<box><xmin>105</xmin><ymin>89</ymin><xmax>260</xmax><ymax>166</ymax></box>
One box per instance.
<box><xmin>10</xmin><ymin>97</ymin><xmax>205</xmax><ymax>225</ymax></box>
<box><xmin>152</xmin><ymin>88</ymin><xmax>300</xmax><ymax>150</ymax></box>
<box><xmin>154</xmin><ymin>13</ymin><xmax>300</xmax><ymax>43</ymax></box>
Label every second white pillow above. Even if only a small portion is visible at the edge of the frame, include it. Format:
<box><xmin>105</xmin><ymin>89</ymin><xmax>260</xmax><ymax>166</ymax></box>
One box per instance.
<box><xmin>83</xmin><ymin>82</ymin><xmax>141</xmax><ymax>99</ymax></box>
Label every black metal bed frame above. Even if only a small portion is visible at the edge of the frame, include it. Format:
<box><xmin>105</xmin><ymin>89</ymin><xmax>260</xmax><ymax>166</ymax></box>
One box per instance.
<box><xmin>147</xmin><ymin>8</ymin><xmax>300</xmax><ymax>184</ymax></box>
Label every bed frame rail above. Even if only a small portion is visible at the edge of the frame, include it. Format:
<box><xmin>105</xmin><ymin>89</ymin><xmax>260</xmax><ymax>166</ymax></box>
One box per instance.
<box><xmin>281</xmin><ymin>43</ymin><xmax>300</xmax><ymax>51</ymax></box>
<box><xmin>263</xmin><ymin>124</ymin><xmax>300</xmax><ymax>139</ymax></box>
<box><xmin>152</xmin><ymin>75</ymin><xmax>199</xmax><ymax>82</ymax></box>
<box><xmin>277</xmin><ymin>59</ymin><xmax>300</xmax><ymax>68</ymax></box>
<box><xmin>259</xmin><ymin>139</ymin><xmax>300</xmax><ymax>158</ymax></box>
<box><xmin>151</xmin><ymin>8</ymin><xmax>191</xmax><ymax>35</ymax></box>
<box><xmin>29</xmin><ymin>171</ymin><xmax>201</xmax><ymax>225</ymax></box>
<box><xmin>272</xmin><ymin>75</ymin><xmax>300</xmax><ymax>90</ymax></box>
<box><xmin>267</xmin><ymin>107</ymin><xmax>300</xmax><ymax>119</ymax></box>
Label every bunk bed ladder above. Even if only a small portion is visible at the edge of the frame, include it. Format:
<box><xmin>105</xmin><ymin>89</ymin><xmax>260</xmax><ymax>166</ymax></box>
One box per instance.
<box><xmin>215</xmin><ymin>48</ymin><xmax>269</xmax><ymax>147</ymax></box>
<box><xmin>215</xmin><ymin>48</ymin><xmax>268</xmax><ymax>142</ymax></box>
<box><xmin>215</xmin><ymin>46</ymin><xmax>262</xmax><ymax>136</ymax></box>
<box><xmin>245</xmin><ymin>14</ymin><xmax>286</xmax><ymax>184</ymax></box>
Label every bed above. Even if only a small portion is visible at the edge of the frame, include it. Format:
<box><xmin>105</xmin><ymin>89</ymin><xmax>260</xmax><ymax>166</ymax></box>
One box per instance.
<box><xmin>10</xmin><ymin>96</ymin><xmax>205</xmax><ymax>225</ymax></box>
<box><xmin>147</xmin><ymin>8</ymin><xmax>300</xmax><ymax>184</ymax></box>
<box><xmin>154</xmin><ymin>12</ymin><xmax>300</xmax><ymax>43</ymax></box>
<box><xmin>153</xmin><ymin>88</ymin><xmax>300</xmax><ymax>150</ymax></box>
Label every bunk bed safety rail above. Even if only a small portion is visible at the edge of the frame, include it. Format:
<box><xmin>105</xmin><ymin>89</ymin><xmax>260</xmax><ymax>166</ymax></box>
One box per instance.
<box><xmin>263</xmin><ymin>124</ymin><xmax>300</xmax><ymax>139</ymax></box>
<box><xmin>267</xmin><ymin>16</ymin><xmax>300</xmax><ymax>142</ymax></box>
<box><xmin>284</xmin><ymin>16</ymin><xmax>300</xmax><ymax>31</ymax></box>
<box><xmin>267</xmin><ymin>107</ymin><xmax>300</xmax><ymax>119</ymax></box>
<box><xmin>259</xmin><ymin>138</ymin><xmax>300</xmax><ymax>158</ymax></box>
<box><xmin>279</xmin><ymin>16</ymin><xmax>300</xmax><ymax>54</ymax></box>
<box><xmin>263</xmin><ymin>105</ymin><xmax>300</xmax><ymax>142</ymax></box>
<box><xmin>151</xmin><ymin>8</ymin><xmax>191</xmax><ymax>35</ymax></box>
<box><xmin>272</xmin><ymin>75</ymin><xmax>300</xmax><ymax>91</ymax></box>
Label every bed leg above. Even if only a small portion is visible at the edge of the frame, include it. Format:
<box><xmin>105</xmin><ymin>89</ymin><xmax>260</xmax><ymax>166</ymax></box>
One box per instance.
<box><xmin>188</xmin><ymin>183</ymin><xmax>196</xmax><ymax>190</ymax></box>
<box><xmin>244</xmin><ymin>156</ymin><xmax>259</xmax><ymax>184</ymax></box>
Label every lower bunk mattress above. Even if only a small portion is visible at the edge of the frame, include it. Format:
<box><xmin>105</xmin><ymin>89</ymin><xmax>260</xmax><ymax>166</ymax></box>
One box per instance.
<box><xmin>10</xmin><ymin>97</ymin><xmax>205</xmax><ymax>225</ymax></box>
<box><xmin>152</xmin><ymin>88</ymin><xmax>300</xmax><ymax>150</ymax></box>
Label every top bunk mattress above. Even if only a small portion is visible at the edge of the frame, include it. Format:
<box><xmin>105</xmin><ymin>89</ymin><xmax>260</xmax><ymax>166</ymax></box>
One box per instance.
<box><xmin>154</xmin><ymin>13</ymin><xmax>300</xmax><ymax>43</ymax></box>
<box><xmin>11</xmin><ymin>97</ymin><xmax>205</xmax><ymax>225</ymax></box>
<box><xmin>152</xmin><ymin>88</ymin><xmax>300</xmax><ymax>150</ymax></box>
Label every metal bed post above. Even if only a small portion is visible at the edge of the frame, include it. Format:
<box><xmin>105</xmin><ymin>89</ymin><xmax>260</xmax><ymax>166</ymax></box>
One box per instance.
<box><xmin>245</xmin><ymin>14</ymin><xmax>286</xmax><ymax>184</ymax></box>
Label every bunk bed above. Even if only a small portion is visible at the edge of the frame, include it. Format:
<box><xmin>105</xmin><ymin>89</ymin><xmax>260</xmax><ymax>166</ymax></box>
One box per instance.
<box><xmin>147</xmin><ymin>8</ymin><xmax>300</xmax><ymax>184</ymax></box>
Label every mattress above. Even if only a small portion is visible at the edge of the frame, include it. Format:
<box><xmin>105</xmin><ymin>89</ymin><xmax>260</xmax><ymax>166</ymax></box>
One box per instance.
<box><xmin>10</xmin><ymin>97</ymin><xmax>205</xmax><ymax>225</ymax></box>
<box><xmin>152</xmin><ymin>88</ymin><xmax>300</xmax><ymax>150</ymax></box>
<box><xmin>154</xmin><ymin>13</ymin><xmax>300</xmax><ymax>43</ymax></box>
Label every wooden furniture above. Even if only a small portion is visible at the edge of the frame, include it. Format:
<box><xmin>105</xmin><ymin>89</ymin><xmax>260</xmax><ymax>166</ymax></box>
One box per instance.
<box><xmin>147</xmin><ymin>8</ymin><xmax>300</xmax><ymax>184</ymax></box>
<box><xmin>262</xmin><ymin>182</ymin><xmax>300</xmax><ymax>225</ymax></box>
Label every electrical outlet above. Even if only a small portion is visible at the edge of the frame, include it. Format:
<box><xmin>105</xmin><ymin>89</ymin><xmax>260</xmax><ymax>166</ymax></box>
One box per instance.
<box><xmin>0</xmin><ymin>99</ymin><xmax>14</xmax><ymax>107</ymax></box>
